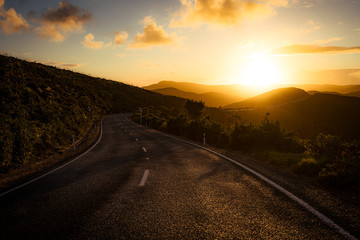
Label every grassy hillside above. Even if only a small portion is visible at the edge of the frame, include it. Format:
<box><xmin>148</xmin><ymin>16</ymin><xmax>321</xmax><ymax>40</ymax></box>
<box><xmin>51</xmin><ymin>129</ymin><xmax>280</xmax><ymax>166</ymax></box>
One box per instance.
<box><xmin>228</xmin><ymin>90</ymin><xmax>360</xmax><ymax>140</ymax></box>
<box><xmin>225</xmin><ymin>88</ymin><xmax>310</xmax><ymax>109</ymax></box>
<box><xmin>151</xmin><ymin>87</ymin><xmax>243</xmax><ymax>107</ymax></box>
<box><xmin>0</xmin><ymin>55</ymin><xmax>187</xmax><ymax>171</ymax></box>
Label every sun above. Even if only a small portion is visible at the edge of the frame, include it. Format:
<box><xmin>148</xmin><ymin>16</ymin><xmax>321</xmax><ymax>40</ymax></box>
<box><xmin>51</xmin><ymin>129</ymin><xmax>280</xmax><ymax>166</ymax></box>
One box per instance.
<box><xmin>232</xmin><ymin>55</ymin><xmax>284</xmax><ymax>90</ymax></box>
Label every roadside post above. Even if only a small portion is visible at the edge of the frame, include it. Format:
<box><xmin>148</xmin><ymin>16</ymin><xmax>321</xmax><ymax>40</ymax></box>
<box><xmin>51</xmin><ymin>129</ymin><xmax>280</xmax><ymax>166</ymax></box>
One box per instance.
<box><xmin>203</xmin><ymin>133</ymin><xmax>206</xmax><ymax>145</ymax></box>
<box><xmin>72</xmin><ymin>134</ymin><xmax>75</xmax><ymax>150</ymax></box>
<box><xmin>139</xmin><ymin>108</ymin><xmax>143</xmax><ymax>125</ymax></box>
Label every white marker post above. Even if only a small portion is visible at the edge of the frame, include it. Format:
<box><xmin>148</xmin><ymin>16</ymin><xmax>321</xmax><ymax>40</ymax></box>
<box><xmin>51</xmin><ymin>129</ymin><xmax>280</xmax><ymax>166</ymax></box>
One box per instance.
<box><xmin>72</xmin><ymin>134</ymin><xmax>75</xmax><ymax>150</ymax></box>
<box><xmin>139</xmin><ymin>108</ymin><xmax>143</xmax><ymax>125</ymax></box>
<box><xmin>203</xmin><ymin>133</ymin><xmax>206</xmax><ymax>145</ymax></box>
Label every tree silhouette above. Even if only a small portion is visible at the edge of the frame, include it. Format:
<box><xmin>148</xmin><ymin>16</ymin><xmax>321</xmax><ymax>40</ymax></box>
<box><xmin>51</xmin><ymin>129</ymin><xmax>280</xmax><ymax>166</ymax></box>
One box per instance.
<box><xmin>185</xmin><ymin>99</ymin><xmax>204</xmax><ymax>121</ymax></box>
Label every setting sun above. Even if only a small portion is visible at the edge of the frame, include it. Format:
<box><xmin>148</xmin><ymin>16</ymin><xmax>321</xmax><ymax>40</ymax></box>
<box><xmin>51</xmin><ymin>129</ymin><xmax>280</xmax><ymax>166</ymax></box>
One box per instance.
<box><xmin>229</xmin><ymin>55</ymin><xmax>285</xmax><ymax>92</ymax></box>
<box><xmin>241</xmin><ymin>57</ymin><xmax>283</xmax><ymax>86</ymax></box>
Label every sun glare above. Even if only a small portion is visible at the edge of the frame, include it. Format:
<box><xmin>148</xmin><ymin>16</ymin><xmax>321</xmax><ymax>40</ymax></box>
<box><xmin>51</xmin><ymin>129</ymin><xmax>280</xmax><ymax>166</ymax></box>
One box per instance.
<box><xmin>231</xmin><ymin>55</ymin><xmax>285</xmax><ymax>91</ymax></box>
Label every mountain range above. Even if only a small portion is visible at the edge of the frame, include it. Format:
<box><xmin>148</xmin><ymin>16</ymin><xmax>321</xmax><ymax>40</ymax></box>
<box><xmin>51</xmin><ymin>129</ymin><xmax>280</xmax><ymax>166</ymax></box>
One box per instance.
<box><xmin>144</xmin><ymin>81</ymin><xmax>360</xmax><ymax>140</ymax></box>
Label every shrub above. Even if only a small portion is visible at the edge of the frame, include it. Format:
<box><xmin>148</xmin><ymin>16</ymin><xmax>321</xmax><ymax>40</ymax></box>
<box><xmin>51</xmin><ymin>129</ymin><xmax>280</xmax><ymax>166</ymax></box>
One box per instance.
<box><xmin>295</xmin><ymin>157</ymin><xmax>320</xmax><ymax>177</ymax></box>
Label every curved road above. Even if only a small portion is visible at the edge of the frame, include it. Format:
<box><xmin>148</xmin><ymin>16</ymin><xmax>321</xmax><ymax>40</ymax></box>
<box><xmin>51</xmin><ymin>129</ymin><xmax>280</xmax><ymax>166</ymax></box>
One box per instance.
<box><xmin>0</xmin><ymin>114</ymin><xmax>355</xmax><ymax>239</ymax></box>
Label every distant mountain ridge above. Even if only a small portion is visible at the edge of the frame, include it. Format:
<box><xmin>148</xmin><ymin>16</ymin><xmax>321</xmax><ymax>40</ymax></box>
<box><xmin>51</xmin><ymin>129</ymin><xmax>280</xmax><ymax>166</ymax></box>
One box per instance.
<box><xmin>143</xmin><ymin>81</ymin><xmax>360</xmax><ymax>104</ymax></box>
<box><xmin>143</xmin><ymin>80</ymin><xmax>255</xmax><ymax>98</ymax></box>
<box><xmin>225</xmin><ymin>88</ymin><xmax>310</xmax><ymax>109</ymax></box>
<box><xmin>151</xmin><ymin>87</ymin><xmax>243</xmax><ymax>107</ymax></box>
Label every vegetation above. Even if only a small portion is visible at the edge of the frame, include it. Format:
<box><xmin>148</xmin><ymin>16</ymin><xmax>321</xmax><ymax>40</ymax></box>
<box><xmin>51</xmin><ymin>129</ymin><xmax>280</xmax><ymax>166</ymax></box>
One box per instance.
<box><xmin>0</xmin><ymin>54</ymin><xmax>186</xmax><ymax>172</ymax></box>
<box><xmin>135</xmin><ymin>99</ymin><xmax>360</xmax><ymax>189</ymax></box>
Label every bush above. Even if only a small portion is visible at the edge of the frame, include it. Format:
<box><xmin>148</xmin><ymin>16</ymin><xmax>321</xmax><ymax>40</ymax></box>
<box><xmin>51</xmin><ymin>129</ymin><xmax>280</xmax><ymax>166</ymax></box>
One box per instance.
<box><xmin>295</xmin><ymin>157</ymin><xmax>320</xmax><ymax>177</ymax></box>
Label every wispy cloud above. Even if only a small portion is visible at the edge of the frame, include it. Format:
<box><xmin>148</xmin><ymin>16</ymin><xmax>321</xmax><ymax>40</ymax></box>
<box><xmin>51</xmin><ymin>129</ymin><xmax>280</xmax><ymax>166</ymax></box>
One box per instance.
<box><xmin>36</xmin><ymin>1</ymin><xmax>92</xmax><ymax>42</ymax></box>
<box><xmin>270</xmin><ymin>44</ymin><xmax>360</xmax><ymax>55</ymax></box>
<box><xmin>170</xmin><ymin>0</ymin><xmax>288</xmax><ymax>28</ymax></box>
<box><xmin>285</xmin><ymin>20</ymin><xmax>321</xmax><ymax>35</ymax></box>
<box><xmin>312</xmin><ymin>37</ymin><xmax>343</xmax><ymax>45</ymax></box>
<box><xmin>82</xmin><ymin>33</ymin><xmax>104</xmax><ymax>49</ymax></box>
<box><xmin>0</xmin><ymin>0</ymin><xmax>29</xmax><ymax>34</ymax></box>
<box><xmin>114</xmin><ymin>31</ymin><xmax>128</xmax><ymax>45</ymax></box>
<box><xmin>130</xmin><ymin>16</ymin><xmax>178</xmax><ymax>49</ymax></box>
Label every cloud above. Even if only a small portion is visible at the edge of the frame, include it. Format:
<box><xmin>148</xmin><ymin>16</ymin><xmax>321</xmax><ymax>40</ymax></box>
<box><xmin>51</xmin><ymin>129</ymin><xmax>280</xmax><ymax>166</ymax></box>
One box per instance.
<box><xmin>0</xmin><ymin>0</ymin><xmax>30</xmax><ymax>34</ymax></box>
<box><xmin>312</xmin><ymin>37</ymin><xmax>343</xmax><ymax>45</ymax></box>
<box><xmin>82</xmin><ymin>33</ymin><xmax>104</xmax><ymax>49</ymax></box>
<box><xmin>270</xmin><ymin>44</ymin><xmax>360</xmax><ymax>55</ymax></box>
<box><xmin>114</xmin><ymin>31</ymin><xmax>128</xmax><ymax>45</ymax></box>
<box><xmin>285</xmin><ymin>20</ymin><xmax>321</xmax><ymax>34</ymax></box>
<box><xmin>130</xmin><ymin>16</ymin><xmax>178</xmax><ymax>49</ymax></box>
<box><xmin>170</xmin><ymin>0</ymin><xmax>288</xmax><ymax>27</ymax></box>
<box><xmin>36</xmin><ymin>1</ymin><xmax>92</xmax><ymax>42</ymax></box>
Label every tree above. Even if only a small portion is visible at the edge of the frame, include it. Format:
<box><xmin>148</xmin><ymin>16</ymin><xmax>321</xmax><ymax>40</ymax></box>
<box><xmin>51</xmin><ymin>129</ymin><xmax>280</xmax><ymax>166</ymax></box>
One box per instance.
<box><xmin>185</xmin><ymin>100</ymin><xmax>204</xmax><ymax>121</ymax></box>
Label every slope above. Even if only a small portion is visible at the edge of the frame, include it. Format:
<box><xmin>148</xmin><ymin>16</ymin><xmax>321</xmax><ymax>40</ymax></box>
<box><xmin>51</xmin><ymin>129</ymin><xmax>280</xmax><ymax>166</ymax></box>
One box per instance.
<box><xmin>225</xmin><ymin>87</ymin><xmax>310</xmax><ymax>109</ymax></box>
<box><xmin>0</xmin><ymin>55</ymin><xmax>186</xmax><ymax>171</ymax></box>
<box><xmin>143</xmin><ymin>80</ymin><xmax>254</xmax><ymax>98</ymax></box>
<box><xmin>151</xmin><ymin>87</ymin><xmax>243</xmax><ymax>107</ymax></box>
<box><xmin>229</xmin><ymin>90</ymin><xmax>360</xmax><ymax>140</ymax></box>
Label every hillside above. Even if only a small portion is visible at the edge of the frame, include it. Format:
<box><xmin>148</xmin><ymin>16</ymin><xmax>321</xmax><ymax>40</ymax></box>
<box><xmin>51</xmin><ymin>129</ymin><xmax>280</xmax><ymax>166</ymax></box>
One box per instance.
<box><xmin>345</xmin><ymin>91</ymin><xmax>360</xmax><ymax>98</ymax></box>
<box><xmin>143</xmin><ymin>80</ymin><xmax>255</xmax><ymax>98</ymax></box>
<box><xmin>225</xmin><ymin>87</ymin><xmax>310</xmax><ymax>109</ymax></box>
<box><xmin>229</xmin><ymin>91</ymin><xmax>360</xmax><ymax>140</ymax></box>
<box><xmin>0</xmin><ymin>55</ymin><xmax>187</xmax><ymax>171</ymax></box>
<box><xmin>144</xmin><ymin>81</ymin><xmax>360</xmax><ymax>102</ymax></box>
<box><xmin>151</xmin><ymin>87</ymin><xmax>243</xmax><ymax>107</ymax></box>
<box><xmin>294</xmin><ymin>84</ymin><xmax>360</xmax><ymax>94</ymax></box>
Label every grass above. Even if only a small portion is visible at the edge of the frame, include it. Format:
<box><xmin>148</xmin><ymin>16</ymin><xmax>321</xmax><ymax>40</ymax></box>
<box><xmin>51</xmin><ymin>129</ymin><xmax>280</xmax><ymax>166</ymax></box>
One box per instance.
<box><xmin>0</xmin><ymin>120</ymin><xmax>101</xmax><ymax>191</ymax></box>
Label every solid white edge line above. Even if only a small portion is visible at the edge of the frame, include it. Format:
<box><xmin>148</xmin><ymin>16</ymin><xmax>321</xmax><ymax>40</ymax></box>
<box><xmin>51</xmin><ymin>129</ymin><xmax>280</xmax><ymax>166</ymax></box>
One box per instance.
<box><xmin>139</xmin><ymin>170</ymin><xmax>150</xmax><ymax>187</ymax></box>
<box><xmin>155</xmin><ymin>130</ymin><xmax>358</xmax><ymax>240</ymax></box>
<box><xmin>0</xmin><ymin>117</ymin><xmax>105</xmax><ymax>198</ymax></box>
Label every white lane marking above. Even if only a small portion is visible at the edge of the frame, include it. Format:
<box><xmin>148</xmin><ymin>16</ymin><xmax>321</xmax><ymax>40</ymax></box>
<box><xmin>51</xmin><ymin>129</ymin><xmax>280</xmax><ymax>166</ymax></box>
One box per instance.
<box><xmin>156</xmin><ymin>131</ymin><xmax>358</xmax><ymax>240</ymax></box>
<box><xmin>129</xmin><ymin>133</ymin><xmax>133</xmax><ymax>136</ymax></box>
<box><xmin>135</xmin><ymin>138</ymin><xmax>139</xmax><ymax>142</ymax></box>
<box><xmin>145</xmin><ymin>157</ymin><xmax>150</xmax><ymax>160</ymax></box>
<box><xmin>0</xmin><ymin>117</ymin><xmax>106</xmax><ymax>198</ymax></box>
<box><xmin>139</xmin><ymin>170</ymin><xmax>150</xmax><ymax>187</ymax></box>
<box><xmin>142</xmin><ymin>147</ymin><xmax>147</xmax><ymax>153</ymax></box>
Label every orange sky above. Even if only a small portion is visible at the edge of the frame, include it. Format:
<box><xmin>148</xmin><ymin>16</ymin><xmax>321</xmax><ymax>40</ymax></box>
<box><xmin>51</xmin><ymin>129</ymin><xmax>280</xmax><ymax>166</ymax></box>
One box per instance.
<box><xmin>1</xmin><ymin>0</ymin><xmax>360</xmax><ymax>89</ymax></box>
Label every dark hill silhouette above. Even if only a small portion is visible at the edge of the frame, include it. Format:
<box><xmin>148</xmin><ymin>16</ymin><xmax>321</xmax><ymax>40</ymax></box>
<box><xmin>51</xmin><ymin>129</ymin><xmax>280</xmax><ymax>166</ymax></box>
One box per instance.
<box><xmin>345</xmin><ymin>91</ymin><xmax>360</xmax><ymax>98</ymax></box>
<box><xmin>151</xmin><ymin>87</ymin><xmax>243</xmax><ymax>107</ymax></box>
<box><xmin>229</xmin><ymin>90</ymin><xmax>360</xmax><ymax>140</ymax></box>
<box><xmin>295</xmin><ymin>84</ymin><xmax>360</xmax><ymax>94</ymax></box>
<box><xmin>143</xmin><ymin>80</ymin><xmax>254</xmax><ymax>98</ymax></box>
<box><xmin>225</xmin><ymin>87</ymin><xmax>310</xmax><ymax>109</ymax></box>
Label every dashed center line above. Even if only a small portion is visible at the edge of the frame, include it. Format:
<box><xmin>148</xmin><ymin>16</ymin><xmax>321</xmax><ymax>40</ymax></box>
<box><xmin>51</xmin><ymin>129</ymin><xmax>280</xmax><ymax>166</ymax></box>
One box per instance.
<box><xmin>139</xmin><ymin>170</ymin><xmax>150</xmax><ymax>187</ymax></box>
<box><xmin>142</xmin><ymin>147</ymin><xmax>147</xmax><ymax>153</ymax></box>
<box><xmin>135</xmin><ymin>138</ymin><xmax>139</xmax><ymax>142</ymax></box>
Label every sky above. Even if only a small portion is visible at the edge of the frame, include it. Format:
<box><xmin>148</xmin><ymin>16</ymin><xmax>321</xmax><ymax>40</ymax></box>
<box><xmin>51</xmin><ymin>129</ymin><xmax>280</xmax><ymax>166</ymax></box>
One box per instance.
<box><xmin>1</xmin><ymin>0</ymin><xmax>360</xmax><ymax>89</ymax></box>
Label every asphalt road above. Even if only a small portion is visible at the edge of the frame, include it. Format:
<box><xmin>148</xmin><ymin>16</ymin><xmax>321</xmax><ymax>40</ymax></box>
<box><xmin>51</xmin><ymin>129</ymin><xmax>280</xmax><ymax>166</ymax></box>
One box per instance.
<box><xmin>0</xmin><ymin>114</ymin><xmax>356</xmax><ymax>239</ymax></box>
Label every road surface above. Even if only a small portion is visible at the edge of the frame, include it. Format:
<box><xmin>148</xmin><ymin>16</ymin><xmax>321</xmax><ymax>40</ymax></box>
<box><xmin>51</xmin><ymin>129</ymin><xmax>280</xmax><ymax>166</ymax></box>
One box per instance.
<box><xmin>0</xmin><ymin>114</ymin><xmax>356</xmax><ymax>239</ymax></box>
